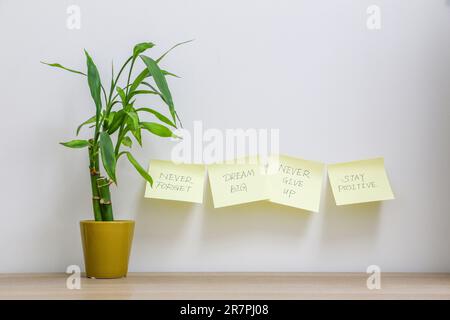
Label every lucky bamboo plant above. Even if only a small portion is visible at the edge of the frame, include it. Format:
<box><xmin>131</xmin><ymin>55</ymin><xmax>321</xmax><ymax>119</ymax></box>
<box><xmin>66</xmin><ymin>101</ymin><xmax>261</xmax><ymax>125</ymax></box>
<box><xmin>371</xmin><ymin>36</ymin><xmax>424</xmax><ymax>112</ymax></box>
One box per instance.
<box><xmin>42</xmin><ymin>41</ymin><xmax>190</xmax><ymax>221</ymax></box>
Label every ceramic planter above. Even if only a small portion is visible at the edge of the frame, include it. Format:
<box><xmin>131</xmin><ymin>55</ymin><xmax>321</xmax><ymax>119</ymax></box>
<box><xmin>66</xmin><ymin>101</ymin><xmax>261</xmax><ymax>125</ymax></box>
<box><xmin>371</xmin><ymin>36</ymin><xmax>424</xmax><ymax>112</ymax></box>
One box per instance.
<box><xmin>80</xmin><ymin>220</ymin><xmax>134</xmax><ymax>279</ymax></box>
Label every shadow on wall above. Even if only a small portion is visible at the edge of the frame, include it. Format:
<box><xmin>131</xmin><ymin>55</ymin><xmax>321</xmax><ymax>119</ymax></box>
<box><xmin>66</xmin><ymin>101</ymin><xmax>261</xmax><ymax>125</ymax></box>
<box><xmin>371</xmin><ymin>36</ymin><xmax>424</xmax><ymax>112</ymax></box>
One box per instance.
<box><xmin>131</xmin><ymin>176</ymin><xmax>383</xmax><ymax>270</ymax></box>
<box><xmin>44</xmin><ymin>172</ymin><xmax>85</xmax><ymax>271</ymax></box>
<box><xmin>133</xmin><ymin>190</ymin><xmax>198</xmax><ymax>269</ymax></box>
<box><xmin>135</xmin><ymin>194</ymin><xmax>195</xmax><ymax>244</ymax></box>
<box><xmin>47</xmin><ymin>135</ymin><xmax>89</xmax><ymax>271</ymax></box>
<box><xmin>132</xmin><ymin>178</ymin><xmax>313</xmax><ymax>269</ymax></box>
<box><xmin>197</xmin><ymin>178</ymin><xmax>312</xmax><ymax>246</ymax></box>
<box><xmin>318</xmin><ymin>180</ymin><xmax>381</xmax><ymax>262</ymax></box>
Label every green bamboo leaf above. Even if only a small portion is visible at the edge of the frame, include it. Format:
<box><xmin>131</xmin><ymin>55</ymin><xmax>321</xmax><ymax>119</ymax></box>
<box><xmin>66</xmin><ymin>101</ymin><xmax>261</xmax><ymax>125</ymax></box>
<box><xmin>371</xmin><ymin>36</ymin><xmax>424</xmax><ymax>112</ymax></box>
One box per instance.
<box><xmin>106</xmin><ymin>111</ymin><xmax>116</xmax><ymax>125</ymax></box>
<box><xmin>99</xmin><ymin>132</ymin><xmax>117</xmax><ymax>183</ymax></box>
<box><xmin>125</xmin><ymin>109</ymin><xmax>139</xmax><ymax>130</ymax></box>
<box><xmin>156</xmin><ymin>39</ymin><xmax>194</xmax><ymax>63</ymax></box>
<box><xmin>133</xmin><ymin>42</ymin><xmax>155</xmax><ymax>59</ymax></box>
<box><xmin>129</xmin><ymin>68</ymin><xmax>179</xmax><ymax>94</ymax></box>
<box><xmin>60</xmin><ymin>139</ymin><xmax>90</xmax><ymax>148</ymax></box>
<box><xmin>109</xmin><ymin>62</ymin><xmax>115</xmax><ymax>100</ymax></box>
<box><xmin>129</xmin><ymin>69</ymin><xmax>149</xmax><ymax>93</ymax></box>
<box><xmin>76</xmin><ymin>115</ymin><xmax>96</xmax><ymax>135</ymax></box>
<box><xmin>125</xmin><ymin>108</ymin><xmax>142</xmax><ymax>145</ymax></box>
<box><xmin>162</xmin><ymin>70</ymin><xmax>180</xmax><ymax>78</ymax></box>
<box><xmin>102</xmin><ymin>111</ymin><xmax>116</xmax><ymax>132</ymax></box>
<box><xmin>136</xmin><ymin>107</ymin><xmax>176</xmax><ymax>128</ymax></box>
<box><xmin>138</xmin><ymin>83</ymin><xmax>178</xmax><ymax>129</ymax></box>
<box><xmin>123</xmin><ymin>152</ymin><xmax>153</xmax><ymax>186</ymax></box>
<box><xmin>40</xmin><ymin>61</ymin><xmax>86</xmax><ymax>76</ymax></box>
<box><xmin>139</xmin><ymin>55</ymin><xmax>175</xmax><ymax>122</ymax></box>
<box><xmin>140</xmin><ymin>82</ymin><xmax>162</xmax><ymax>96</ymax></box>
<box><xmin>121</xmin><ymin>136</ymin><xmax>132</xmax><ymax>147</ymax></box>
<box><xmin>141</xmin><ymin>121</ymin><xmax>174</xmax><ymax>138</ymax></box>
<box><xmin>109</xmin><ymin>100</ymin><xmax>121</xmax><ymax>110</ymax></box>
<box><xmin>129</xmin><ymin>90</ymin><xmax>159</xmax><ymax>99</ymax></box>
<box><xmin>130</xmin><ymin>128</ymin><xmax>142</xmax><ymax>146</ymax></box>
<box><xmin>107</xmin><ymin>110</ymin><xmax>125</xmax><ymax>134</ymax></box>
<box><xmin>116</xmin><ymin>86</ymin><xmax>126</xmax><ymax>103</ymax></box>
<box><xmin>84</xmin><ymin>50</ymin><xmax>102</xmax><ymax>120</ymax></box>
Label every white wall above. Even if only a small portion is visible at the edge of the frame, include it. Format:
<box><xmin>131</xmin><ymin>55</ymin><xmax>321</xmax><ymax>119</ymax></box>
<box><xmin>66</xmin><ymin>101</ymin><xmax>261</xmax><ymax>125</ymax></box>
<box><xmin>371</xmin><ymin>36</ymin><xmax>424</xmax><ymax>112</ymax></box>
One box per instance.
<box><xmin>0</xmin><ymin>0</ymin><xmax>449</xmax><ymax>272</ymax></box>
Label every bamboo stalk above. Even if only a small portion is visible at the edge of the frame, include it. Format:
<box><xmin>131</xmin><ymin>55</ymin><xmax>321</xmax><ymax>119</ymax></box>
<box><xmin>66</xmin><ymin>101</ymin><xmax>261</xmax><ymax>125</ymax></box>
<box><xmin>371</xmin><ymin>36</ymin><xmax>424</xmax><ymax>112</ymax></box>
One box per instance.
<box><xmin>88</xmin><ymin>144</ymin><xmax>103</xmax><ymax>221</ymax></box>
<box><xmin>97</xmin><ymin>177</ymin><xmax>114</xmax><ymax>221</ymax></box>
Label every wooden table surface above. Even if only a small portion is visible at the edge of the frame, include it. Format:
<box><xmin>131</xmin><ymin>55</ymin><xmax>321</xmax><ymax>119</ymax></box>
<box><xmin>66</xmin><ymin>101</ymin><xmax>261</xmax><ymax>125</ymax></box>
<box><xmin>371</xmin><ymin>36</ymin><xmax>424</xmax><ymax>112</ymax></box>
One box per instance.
<box><xmin>0</xmin><ymin>273</ymin><xmax>449</xmax><ymax>300</ymax></box>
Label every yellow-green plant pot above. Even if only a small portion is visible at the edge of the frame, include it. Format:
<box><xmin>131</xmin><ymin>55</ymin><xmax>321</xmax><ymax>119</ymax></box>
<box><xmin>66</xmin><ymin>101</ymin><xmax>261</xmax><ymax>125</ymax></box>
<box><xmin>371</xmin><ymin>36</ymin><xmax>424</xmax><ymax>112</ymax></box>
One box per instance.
<box><xmin>80</xmin><ymin>220</ymin><xmax>134</xmax><ymax>279</ymax></box>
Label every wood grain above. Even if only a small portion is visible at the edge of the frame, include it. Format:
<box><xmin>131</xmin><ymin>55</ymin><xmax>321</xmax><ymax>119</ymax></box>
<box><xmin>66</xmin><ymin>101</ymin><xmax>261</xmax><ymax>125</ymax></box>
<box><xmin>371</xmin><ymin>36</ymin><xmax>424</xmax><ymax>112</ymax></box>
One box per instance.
<box><xmin>0</xmin><ymin>273</ymin><xmax>449</xmax><ymax>300</ymax></box>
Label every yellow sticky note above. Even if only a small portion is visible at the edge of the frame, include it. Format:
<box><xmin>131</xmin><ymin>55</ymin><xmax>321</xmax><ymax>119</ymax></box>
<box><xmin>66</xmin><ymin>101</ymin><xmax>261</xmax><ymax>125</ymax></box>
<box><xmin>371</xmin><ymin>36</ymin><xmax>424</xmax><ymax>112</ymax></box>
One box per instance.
<box><xmin>207</xmin><ymin>157</ymin><xmax>269</xmax><ymax>208</ymax></box>
<box><xmin>328</xmin><ymin>157</ymin><xmax>394</xmax><ymax>205</ymax></box>
<box><xmin>144</xmin><ymin>160</ymin><xmax>205</xmax><ymax>203</ymax></box>
<box><xmin>268</xmin><ymin>155</ymin><xmax>325</xmax><ymax>212</ymax></box>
